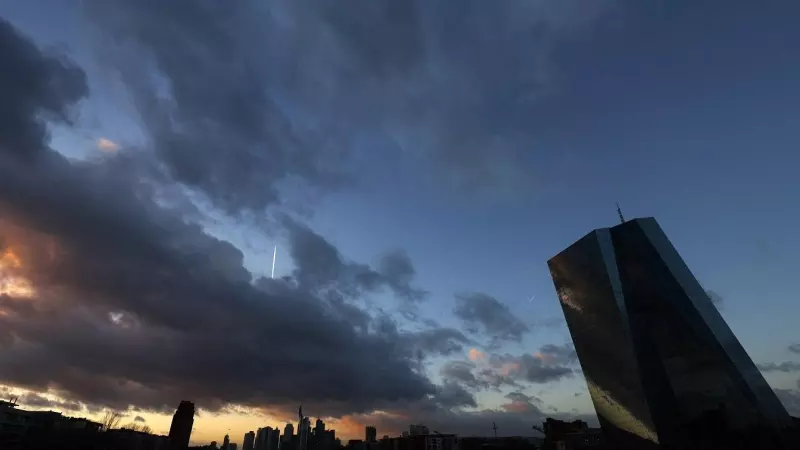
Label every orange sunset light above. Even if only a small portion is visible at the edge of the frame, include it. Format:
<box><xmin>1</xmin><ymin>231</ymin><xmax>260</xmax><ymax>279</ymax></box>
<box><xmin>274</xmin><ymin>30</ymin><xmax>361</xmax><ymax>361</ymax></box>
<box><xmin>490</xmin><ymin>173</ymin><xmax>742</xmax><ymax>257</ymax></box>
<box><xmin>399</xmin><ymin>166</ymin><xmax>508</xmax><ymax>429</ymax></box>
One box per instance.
<box><xmin>0</xmin><ymin>247</ymin><xmax>35</xmax><ymax>298</ymax></box>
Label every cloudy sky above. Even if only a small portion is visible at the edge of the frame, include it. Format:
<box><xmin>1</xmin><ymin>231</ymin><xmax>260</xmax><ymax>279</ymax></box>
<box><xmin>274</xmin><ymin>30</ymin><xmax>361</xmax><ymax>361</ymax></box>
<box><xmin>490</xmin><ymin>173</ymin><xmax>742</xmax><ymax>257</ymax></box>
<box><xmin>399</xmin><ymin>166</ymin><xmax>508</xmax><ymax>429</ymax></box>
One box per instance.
<box><xmin>1</xmin><ymin>0</ymin><xmax>799</xmax><ymax>446</ymax></box>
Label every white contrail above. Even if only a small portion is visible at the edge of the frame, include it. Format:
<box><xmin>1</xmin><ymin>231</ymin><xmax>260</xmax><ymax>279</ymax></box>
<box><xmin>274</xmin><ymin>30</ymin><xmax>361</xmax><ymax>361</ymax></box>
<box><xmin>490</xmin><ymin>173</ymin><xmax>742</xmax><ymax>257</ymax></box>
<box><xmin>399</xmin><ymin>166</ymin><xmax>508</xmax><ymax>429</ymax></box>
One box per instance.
<box><xmin>271</xmin><ymin>246</ymin><xmax>277</xmax><ymax>279</ymax></box>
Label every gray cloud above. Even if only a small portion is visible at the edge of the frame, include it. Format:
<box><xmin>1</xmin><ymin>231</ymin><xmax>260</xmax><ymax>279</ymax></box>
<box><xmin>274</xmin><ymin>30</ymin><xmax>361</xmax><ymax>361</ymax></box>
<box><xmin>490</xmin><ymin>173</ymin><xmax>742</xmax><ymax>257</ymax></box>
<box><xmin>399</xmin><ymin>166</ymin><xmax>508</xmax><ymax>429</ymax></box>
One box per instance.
<box><xmin>18</xmin><ymin>392</ymin><xmax>84</xmax><ymax>412</ymax></box>
<box><xmin>439</xmin><ymin>344</ymin><xmax>578</xmax><ymax>393</ymax></box>
<box><xmin>408</xmin><ymin>328</ymin><xmax>471</xmax><ymax>358</ymax></box>
<box><xmin>134</xmin><ymin>416</ymin><xmax>146</xmax><ymax>423</ymax></box>
<box><xmin>81</xmin><ymin>0</ymin><xmax>615</xmax><ymax>205</ymax></box>
<box><xmin>440</xmin><ymin>361</ymin><xmax>486</xmax><ymax>391</ymax></box>
<box><xmin>453</xmin><ymin>293</ymin><xmax>530</xmax><ymax>345</ymax></box>
<box><xmin>84</xmin><ymin>0</ymin><xmax>351</xmax><ymax>214</ymax></box>
<box><xmin>0</xmin><ymin>19</ymin><xmax>439</xmax><ymax>416</ymax></box>
<box><xmin>756</xmin><ymin>362</ymin><xmax>800</xmax><ymax>373</ymax></box>
<box><xmin>284</xmin><ymin>219</ymin><xmax>426</xmax><ymax>303</ymax></box>
<box><xmin>434</xmin><ymin>382</ymin><xmax>477</xmax><ymax>409</ymax></box>
<box><xmin>0</xmin><ymin>19</ymin><xmax>86</xmax><ymax>163</ymax></box>
<box><xmin>488</xmin><ymin>352</ymin><xmax>574</xmax><ymax>385</ymax></box>
<box><xmin>501</xmin><ymin>392</ymin><xmax>542</xmax><ymax>413</ymax></box>
<box><xmin>536</xmin><ymin>344</ymin><xmax>578</xmax><ymax>366</ymax></box>
<box><xmin>0</xmin><ymin>0</ymin><xmax>615</xmax><ymax>427</ymax></box>
<box><xmin>788</xmin><ymin>344</ymin><xmax>800</xmax><ymax>354</ymax></box>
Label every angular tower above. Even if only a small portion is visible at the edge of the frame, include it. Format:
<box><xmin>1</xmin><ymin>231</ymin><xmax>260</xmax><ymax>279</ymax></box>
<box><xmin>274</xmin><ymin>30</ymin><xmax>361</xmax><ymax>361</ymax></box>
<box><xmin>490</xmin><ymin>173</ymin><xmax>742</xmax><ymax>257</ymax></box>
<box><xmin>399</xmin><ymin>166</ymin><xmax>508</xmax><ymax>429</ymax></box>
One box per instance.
<box><xmin>168</xmin><ymin>400</ymin><xmax>195</xmax><ymax>449</ymax></box>
<box><xmin>548</xmin><ymin>218</ymin><xmax>792</xmax><ymax>449</ymax></box>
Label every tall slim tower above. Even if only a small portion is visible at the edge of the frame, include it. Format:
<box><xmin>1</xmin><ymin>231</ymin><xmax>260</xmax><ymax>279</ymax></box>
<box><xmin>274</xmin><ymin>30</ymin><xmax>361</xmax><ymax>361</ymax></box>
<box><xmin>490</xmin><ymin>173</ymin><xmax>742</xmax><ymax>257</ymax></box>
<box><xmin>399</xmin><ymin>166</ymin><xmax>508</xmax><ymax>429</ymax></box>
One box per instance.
<box><xmin>548</xmin><ymin>217</ymin><xmax>792</xmax><ymax>449</ymax></box>
<box><xmin>243</xmin><ymin>431</ymin><xmax>256</xmax><ymax>450</ymax></box>
<box><xmin>168</xmin><ymin>401</ymin><xmax>195</xmax><ymax>450</ymax></box>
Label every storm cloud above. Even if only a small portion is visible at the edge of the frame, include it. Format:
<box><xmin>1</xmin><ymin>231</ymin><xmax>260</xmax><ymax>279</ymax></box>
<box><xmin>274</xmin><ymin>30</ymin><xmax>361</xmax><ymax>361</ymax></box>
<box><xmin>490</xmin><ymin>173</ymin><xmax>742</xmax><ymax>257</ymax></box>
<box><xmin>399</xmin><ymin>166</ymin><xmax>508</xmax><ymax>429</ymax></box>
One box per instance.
<box><xmin>0</xmin><ymin>0</ymin><xmax>620</xmax><ymax>431</ymax></box>
<box><xmin>0</xmin><ymin>18</ymin><xmax>439</xmax><ymax>415</ymax></box>
<box><xmin>81</xmin><ymin>0</ymin><xmax>614</xmax><ymax>205</ymax></box>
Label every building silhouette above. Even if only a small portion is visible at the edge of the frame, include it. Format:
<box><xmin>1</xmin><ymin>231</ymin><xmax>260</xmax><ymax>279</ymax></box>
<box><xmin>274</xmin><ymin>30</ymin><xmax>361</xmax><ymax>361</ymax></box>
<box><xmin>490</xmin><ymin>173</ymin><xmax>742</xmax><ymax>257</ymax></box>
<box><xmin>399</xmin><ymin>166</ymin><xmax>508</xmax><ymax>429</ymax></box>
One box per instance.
<box><xmin>243</xmin><ymin>431</ymin><xmax>255</xmax><ymax>450</ymax></box>
<box><xmin>365</xmin><ymin>426</ymin><xmax>376</xmax><ymax>443</ymax></box>
<box><xmin>222</xmin><ymin>434</ymin><xmax>230</xmax><ymax>450</ymax></box>
<box><xmin>168</xmin><ymin>401</ymin><xmax>196</xmax><ymax>450</ymax></box>
<box><xmin>548</xmin><ymin>217</ymin><xmax>795</xmax><ymax>449</ymax></box>
<box><xmin>256</xmin><ymin>426</ymin><xmax>279</xmax><ymax>450</ymax></box>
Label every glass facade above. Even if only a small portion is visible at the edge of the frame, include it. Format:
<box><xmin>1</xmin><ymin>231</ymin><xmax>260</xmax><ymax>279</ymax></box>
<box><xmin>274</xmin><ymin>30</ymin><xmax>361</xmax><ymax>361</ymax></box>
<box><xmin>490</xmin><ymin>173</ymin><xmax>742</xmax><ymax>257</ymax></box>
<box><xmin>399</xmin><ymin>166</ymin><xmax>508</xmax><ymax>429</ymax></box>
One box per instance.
<box><xmin>549</xmin><ymin>218</ymin><xmax>792</xmax><ymax>449</ymax></box>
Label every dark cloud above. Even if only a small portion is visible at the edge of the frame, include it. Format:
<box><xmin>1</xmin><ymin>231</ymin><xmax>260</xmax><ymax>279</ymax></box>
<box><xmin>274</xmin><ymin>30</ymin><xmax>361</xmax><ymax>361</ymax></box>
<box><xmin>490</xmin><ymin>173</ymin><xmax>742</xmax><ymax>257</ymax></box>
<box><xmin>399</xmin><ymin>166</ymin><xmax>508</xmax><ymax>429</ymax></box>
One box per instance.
<box><xmin>18</xmin><ymin>392</ymin><xmax>84</xmax><ymax>412</ymax></box>
<box><xmin>453</xmin><ymin>293</ymin><xmax>529</xmax><ymax>345</ymax></box>
<box><xmin>440</xmin><ymin>361</ymin><xmax>486</xmax><ymax>391</ymax></box>
<box><xmin>408</xmin><ymin>328</ymin><xmax>471</xmax><ymax>358</ymax></box>
<box><xmin>440</xmin><ymin>344</ymin><xmax>578</xmax><ymax>393</ymax></box>
<box><xmin>788</xmin><ymin>344</ymin><xmax>800</xmax><ymax>355</ymax></box>
<box><xmin>134</xmin><ymin>416</ymin><xmax>146</xmax><ymax>423</ymax></box>
<box><xmin>0</xmin><ymin>19</ymin><xmax>87</xmax><ymax>163</ymax></box>
<box><xmin>81</xmin><ymin>0</ymin><xmax>615</xmax><ymax>204</ymax></box>
<box><xmin>487</xmin><ymin>352</ymin><xmax>574</xmax><ymax>385</ymax></box>
<box><xmin>756</xmin><ymin>362</ymin><xmax>800</xmax><ymax>373</ymax></box>
<box><xmin>0</xmin><ymin>0</ymin><xmax>616</xmax><ymax>428</ymax></box>
<box><xmin>434</xmin><ymin>382</ymin><xmax>477</xmax><ymax>409</ymax></box>
<box><xmin>536</xmin><ymin>344</ymin><xmax>578</xmax><ymax>366</ymax></box>
<box><xmin>284</xmin><ymin>220</ymin><xmax>426</xmax><ymax>303</ymax></box>
<box><xmin>83</xmin><ymin>0</ymin><xmax>351</xmax><ymax>214</ymax></box>
<box><xmin>0</xmin><ymin>19</ymin><xmax>442</xmax><ymax>416</ymax></box>
<box><xmin>501</xmin><ymin>392</ymin><xmax>542</xmax><ymax>413</ymax></box>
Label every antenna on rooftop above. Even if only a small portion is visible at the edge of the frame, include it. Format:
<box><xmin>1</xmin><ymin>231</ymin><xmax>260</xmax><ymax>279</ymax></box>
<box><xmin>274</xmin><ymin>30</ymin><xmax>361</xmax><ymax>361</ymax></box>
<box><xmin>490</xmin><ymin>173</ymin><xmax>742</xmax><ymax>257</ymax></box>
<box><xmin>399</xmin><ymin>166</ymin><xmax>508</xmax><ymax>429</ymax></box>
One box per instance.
<box><xmin>616</xmin><ymin>202</ymin><xmax>626</xmax><ymax>224</ymax></box>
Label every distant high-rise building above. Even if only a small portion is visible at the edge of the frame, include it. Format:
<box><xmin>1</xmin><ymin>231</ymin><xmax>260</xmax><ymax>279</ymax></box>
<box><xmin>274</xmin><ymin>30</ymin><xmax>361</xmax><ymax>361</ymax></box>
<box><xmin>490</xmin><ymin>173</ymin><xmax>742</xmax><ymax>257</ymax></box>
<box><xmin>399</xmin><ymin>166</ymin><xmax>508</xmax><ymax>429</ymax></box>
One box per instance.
<box><xmin>243</xmin><ymin>431</ymin><xmax>256</xmax><ymax>450</ymax></box>
<box><xmin>168</xmin><ymin>401</ymin><xmax>195</xmax><ymax>450</ymax></box>
<box><xmin>282</xmin><ymin>424</ymin><xmax>295</xmax><ymax>450</ymax></box>
<box><xmin>298</xmin><ymin>417</ymin><xmax>310</xmax><ymax>450</ymax></box>
<box><xmin>230</xmin><ymin>444</ymin><xmax>238</xmax><ymax>450</ymax></box>
<box><xmin>222</xmin><ymin>434</ymin><xmax>231</xmax><ymax>450</ymax></box>
<box><xmin>365</xmin><ymin>426</ymin><xmax>376</xmax><ymax>443</ymax></box>
<box><xmin>315</xmin><ymin>419</ymin><xmax>325</xmax><ymax>436</ymax></box>
<box><xmin>256</xmin><ymin>428</ymin><xmax>267</xmax><ymax>450</ymax></box>
<box><xmin>409</xmin><ymin>425</ymin><xmax>429</xmax><ymax>436</ymax></box>
<box><xmin>268</xmin><ymin>427</ymin><xmax>280</xmax><ymax>450</ymax></box>
<box><xmin>322</xmin><ymin>429</ymin><xmax>336</xmax><ymax>450</ymax></box>
<box><xmin>549</xmin><ymin>217</ymin><xmax>794</xmax><ymax>449</ymax></box>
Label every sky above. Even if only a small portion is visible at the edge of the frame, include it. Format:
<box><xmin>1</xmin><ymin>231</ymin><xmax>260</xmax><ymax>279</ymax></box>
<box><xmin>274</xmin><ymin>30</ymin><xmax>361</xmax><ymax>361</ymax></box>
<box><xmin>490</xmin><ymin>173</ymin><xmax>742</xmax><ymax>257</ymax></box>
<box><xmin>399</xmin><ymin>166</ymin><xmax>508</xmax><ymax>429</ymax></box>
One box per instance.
<box><xmin>0</xmin><ymin>0</ymin><xmax>799</xmax><ymax>446</ymax></box>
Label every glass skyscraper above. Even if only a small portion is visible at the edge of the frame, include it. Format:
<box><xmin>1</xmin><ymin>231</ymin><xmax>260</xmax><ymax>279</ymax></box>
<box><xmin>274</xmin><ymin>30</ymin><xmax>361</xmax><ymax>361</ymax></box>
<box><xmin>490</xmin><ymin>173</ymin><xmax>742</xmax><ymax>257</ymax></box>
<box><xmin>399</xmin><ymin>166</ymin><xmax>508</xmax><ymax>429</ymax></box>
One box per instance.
<box><xmin>168</xmin><ymin>401</ymin><xmax>195</xmax><ymax>450</ymax></box>
<box><xmin>548</xmin><ymin>218</ymin><xmax>792</xmax><ymax>449</ymax></box>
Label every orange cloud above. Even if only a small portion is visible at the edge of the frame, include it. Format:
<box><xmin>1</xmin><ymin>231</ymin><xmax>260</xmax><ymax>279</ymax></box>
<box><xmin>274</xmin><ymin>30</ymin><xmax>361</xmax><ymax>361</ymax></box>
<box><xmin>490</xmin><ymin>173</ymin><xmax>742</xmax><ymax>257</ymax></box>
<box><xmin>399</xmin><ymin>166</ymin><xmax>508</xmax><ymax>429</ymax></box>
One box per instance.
<box><xmin>97</xmin><ymin>138</ymin><xmax>120</xmax><ymax>153</ymax></box>
<box><xmin>534</xmin><ymin>351</ymin><xmax>555</xmax><ymax>364</ymax></box>
<box><xmin>0</xmin><ymin>248</ymin><xmax>22</xmax><ymax>269</ymax></box>
<box><xmin>468</xmin><ymin>348</ymin><xmax>486</xmax><ymax>362</ymax></box>
<box><xmin>498</xmin><ymin>361</ymin><xmax>521</xmax><ymax>377</ymax></box>
<box><xmin>0</xmin><ymin>248</ymin><xmax>35</xmax><ymax>298</ymax></box>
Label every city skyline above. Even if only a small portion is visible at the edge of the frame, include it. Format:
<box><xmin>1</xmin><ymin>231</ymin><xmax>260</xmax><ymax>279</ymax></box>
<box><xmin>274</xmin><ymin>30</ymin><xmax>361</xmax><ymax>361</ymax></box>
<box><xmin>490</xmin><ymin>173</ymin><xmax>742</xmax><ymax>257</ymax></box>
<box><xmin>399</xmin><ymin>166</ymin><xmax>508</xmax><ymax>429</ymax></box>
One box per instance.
<box><xmin>1</xmin><ymin>0</ymin><xmax>800</xmax><ymax>448</ymax></box>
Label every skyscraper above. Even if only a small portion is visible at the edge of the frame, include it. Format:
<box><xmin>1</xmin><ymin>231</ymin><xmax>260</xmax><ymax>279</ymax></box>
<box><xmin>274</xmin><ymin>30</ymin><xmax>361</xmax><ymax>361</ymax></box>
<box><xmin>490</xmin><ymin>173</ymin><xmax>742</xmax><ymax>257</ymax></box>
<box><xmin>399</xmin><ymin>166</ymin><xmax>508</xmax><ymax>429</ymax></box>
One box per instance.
<box><xmin>222</xmin><ymin>434</ymin><xmax>231</xmax><ymax>450</ymax></box>
<box><xmin>315</xmin><ymin>419</ymin><xmax>325</xmax><ymax>437</ymax></box>
<box><xmin>365</xmin><ymin>426</ymin><xmax>377</xmax><ymax>443</ymax></box>
<box><xmin>268</xmin><ymin>427</ymin><xmax>280</xmax><ymax>450</ymax></box>
<box><xmin>298</xmin><ymin>417</ymin><xmax>310</xmax><ymax>450</ymax></box>
<box><xmin>168</xmin><ymin>401</ymin><xmax>195</xmax><ymax>450</ymax></box>
<box><xmin>548</xmin><ymin>217</ymin><xmax>793</xmax><ymax>449</ymax></box>
<box><xmin>282</xmin><ymin>423</ymin><xmax>295</xmax><ymax>450</ymax></box>
<box><xmin>243</xmin><ymin>431</ymin><xmax>256</xmax><ymax>450</ymax></box>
